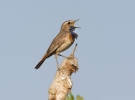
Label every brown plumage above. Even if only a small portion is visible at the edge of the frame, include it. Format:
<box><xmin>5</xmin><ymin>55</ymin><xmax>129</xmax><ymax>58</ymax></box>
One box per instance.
<box><xmin>35</xmin><ymin>19</ymin><xmax>79</xmax><ymax>69</ymax></box>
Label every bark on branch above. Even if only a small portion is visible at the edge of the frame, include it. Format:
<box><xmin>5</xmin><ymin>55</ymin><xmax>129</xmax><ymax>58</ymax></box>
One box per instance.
<box><xmin>48</xmin><ymin>44</ymin><xmax>79</xmax><ymax>100</ymax></box>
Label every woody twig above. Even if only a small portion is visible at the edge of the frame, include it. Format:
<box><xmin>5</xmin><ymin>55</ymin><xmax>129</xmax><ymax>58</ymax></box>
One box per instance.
<box><xmin>48</xmin><ymin>44</ymin><xmax>79</xmax><ymax>100</ymax></box>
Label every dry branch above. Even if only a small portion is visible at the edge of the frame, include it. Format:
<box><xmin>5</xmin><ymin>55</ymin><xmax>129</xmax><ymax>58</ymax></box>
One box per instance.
<box><xmin>48</xmin><ymin>44</ymin><xmax>79</xmax><ymax>100</ymax></box>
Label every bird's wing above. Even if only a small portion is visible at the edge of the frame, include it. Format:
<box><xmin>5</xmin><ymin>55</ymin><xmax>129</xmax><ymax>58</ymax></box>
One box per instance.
<box><xmin>46</xmin><ymin>31</ymin><xmax>67</xmax><ymax>57</ymax></box>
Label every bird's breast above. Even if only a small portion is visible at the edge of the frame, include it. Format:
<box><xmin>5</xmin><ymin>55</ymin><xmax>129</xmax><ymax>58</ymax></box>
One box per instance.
<box><xmin>56</xmin><ymin>33</ymin><xmax>75</xmax><ymax>53</ymax></box>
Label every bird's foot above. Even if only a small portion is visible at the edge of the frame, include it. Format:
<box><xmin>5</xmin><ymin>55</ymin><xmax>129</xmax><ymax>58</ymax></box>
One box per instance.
<box><xmin>57</xmin><ymin>65</ymin><xmax>60</xmax><ymax>69</ymax></box>
<box><xmin>58</xmin><ymin>54</ymin><xmax>68</xmax><ymax>58</ymax></box>
<box><xmin>57</xmin><ymin>67</ymin><xmax>61</xmax><ymax>71</ymax></box>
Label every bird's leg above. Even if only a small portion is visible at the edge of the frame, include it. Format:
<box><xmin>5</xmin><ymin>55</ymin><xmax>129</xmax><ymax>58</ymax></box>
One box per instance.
<box><xmin>55</xmin><ymin>54</ymin><xmax>59</xmax><ymax>69</ymax></box>
<box><xmin>58</xmin><ymin>54</ymin><xmax>69</xmax><ymax>59</ymax></box>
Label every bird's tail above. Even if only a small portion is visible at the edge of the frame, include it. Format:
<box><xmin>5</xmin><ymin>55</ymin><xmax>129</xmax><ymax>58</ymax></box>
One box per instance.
<box><xmin>35</xmin><ymin>53</ymin><xmax>48</xmax><ymax>69</ymax></box>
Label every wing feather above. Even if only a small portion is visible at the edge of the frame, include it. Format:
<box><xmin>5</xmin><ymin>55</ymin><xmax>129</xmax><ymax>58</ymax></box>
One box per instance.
<box><xmin>46</xmin><ymin>31</ymin><xmax>67</xmax><ymax>57</ymax></box>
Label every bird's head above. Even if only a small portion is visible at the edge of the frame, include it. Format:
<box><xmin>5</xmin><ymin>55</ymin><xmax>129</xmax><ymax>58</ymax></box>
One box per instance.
<box><xmin>60</xmin><ymin>19</ymin><xmax>80</xmax><ymax>32</ymax></box>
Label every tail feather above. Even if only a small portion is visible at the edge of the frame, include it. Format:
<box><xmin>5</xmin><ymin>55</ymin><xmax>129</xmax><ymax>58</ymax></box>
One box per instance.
<box><xmin>35</xmin><ymin>53</ymin><xmax>48</xmax><ymax>69</ymax></box>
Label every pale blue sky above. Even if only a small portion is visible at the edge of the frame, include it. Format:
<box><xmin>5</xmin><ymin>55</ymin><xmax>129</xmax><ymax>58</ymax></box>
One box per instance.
<box><xmin>0</xmin><ymin>0</ymin><xmax>135</xmax><ymax>100</ymax></box>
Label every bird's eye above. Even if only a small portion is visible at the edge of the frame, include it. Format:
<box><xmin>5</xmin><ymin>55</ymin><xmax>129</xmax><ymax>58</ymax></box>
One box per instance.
<box><xmin>68</xmin><ymin>22</ymin><xmax>70</xmax><ymax>24</ymax></box>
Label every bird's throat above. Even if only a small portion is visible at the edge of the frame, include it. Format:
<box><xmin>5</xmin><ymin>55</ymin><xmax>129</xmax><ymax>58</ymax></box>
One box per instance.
<box><xmin>71</xmin><ymin>31</ymin><xmax>78</xmax><ymax>39</ymax></box>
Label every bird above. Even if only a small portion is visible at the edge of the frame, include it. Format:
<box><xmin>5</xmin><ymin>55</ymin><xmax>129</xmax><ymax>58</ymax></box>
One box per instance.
<box><xmin>35</xmin><ymin>19</ymin><xmax>80</xmax><ymax>69</ymax></box>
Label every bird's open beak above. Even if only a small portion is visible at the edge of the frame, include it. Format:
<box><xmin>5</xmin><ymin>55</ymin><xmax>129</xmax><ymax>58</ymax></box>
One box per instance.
<box><xmin>73</xmin><ymin>19</ymin><xmax>81</xmax><ymax>29</ymax></box>
<box><xmin>74</xmin><ymin>19</ymin><xmax>79</xmax><ymax>22</ymax></box>
<box><xmin>74</xmin><ymin>26</ymin><xmax>81</xmax><ymax>29</ymax></box>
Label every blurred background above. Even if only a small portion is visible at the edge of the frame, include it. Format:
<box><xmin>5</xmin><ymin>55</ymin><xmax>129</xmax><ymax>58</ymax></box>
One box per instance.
<box><xmin>0</xmin><ymin>0</ymin><xmax>135</xmax><ymax>100</ymax></box>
